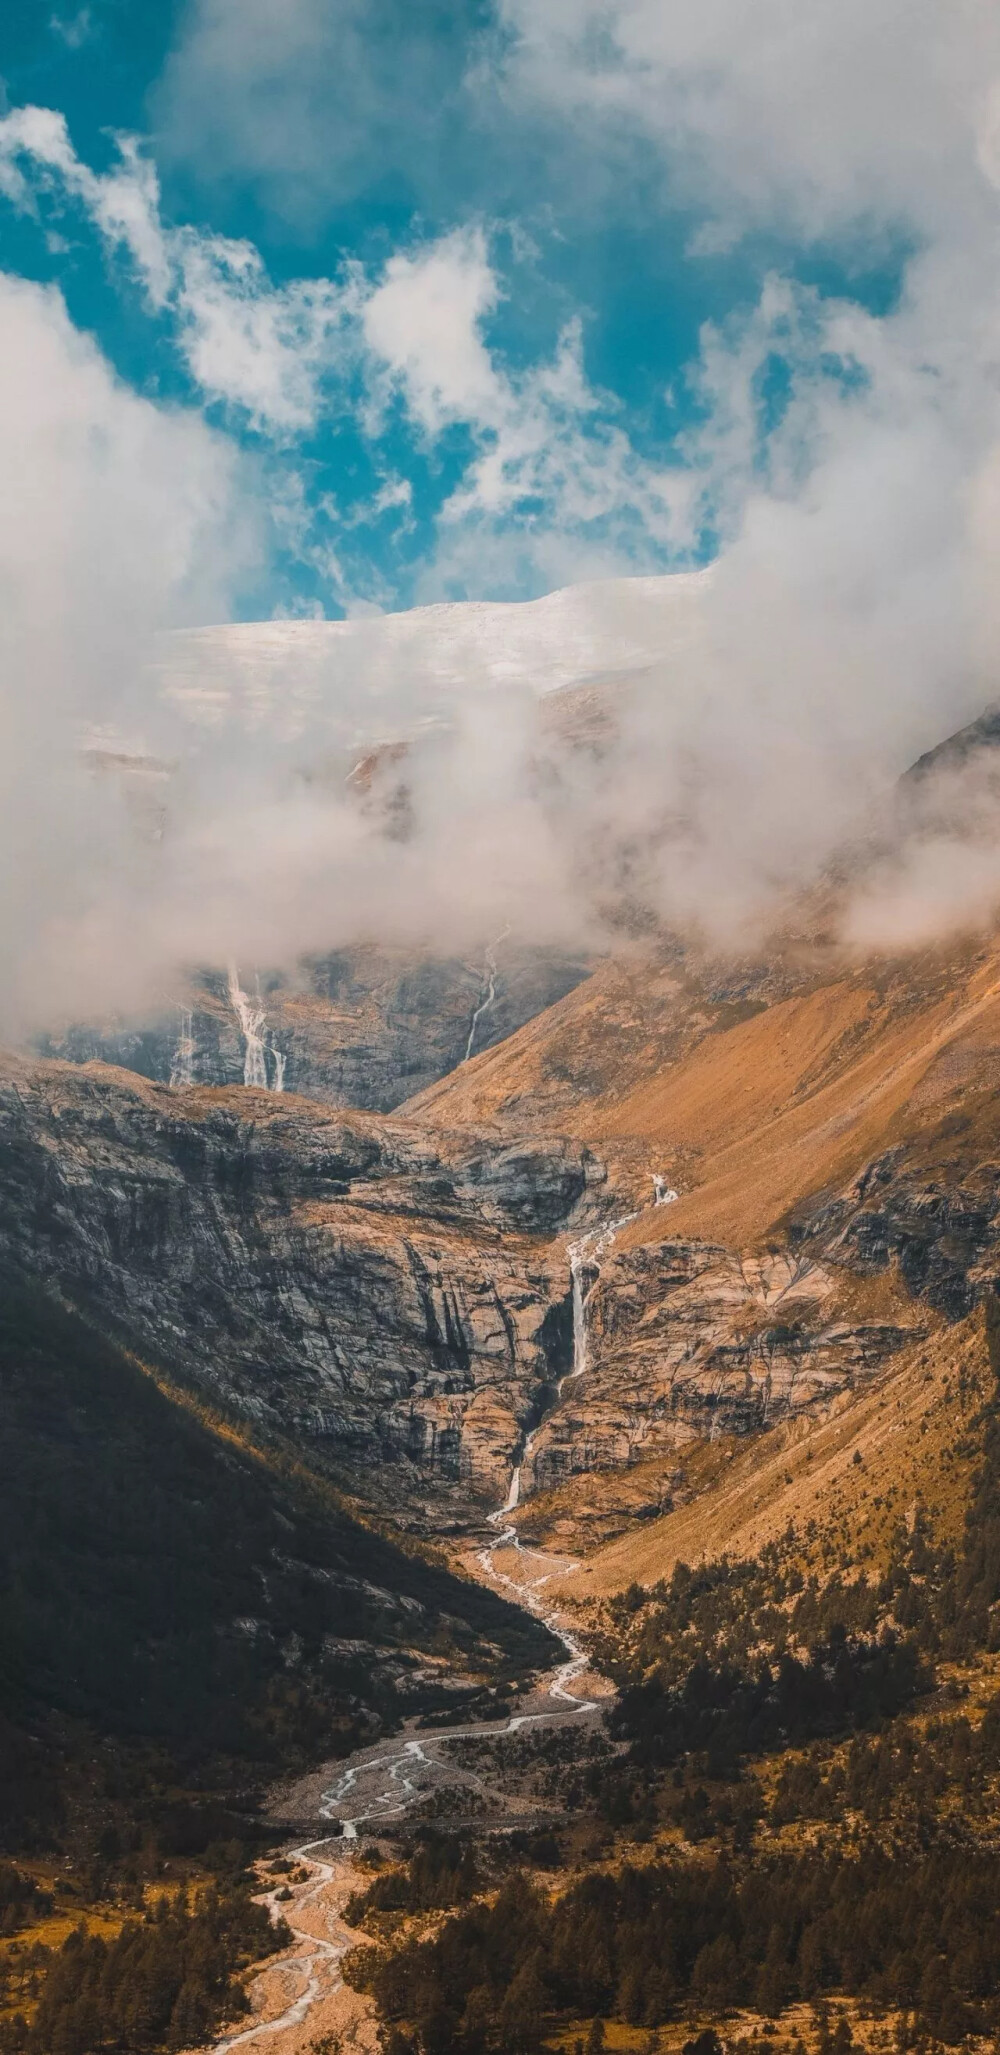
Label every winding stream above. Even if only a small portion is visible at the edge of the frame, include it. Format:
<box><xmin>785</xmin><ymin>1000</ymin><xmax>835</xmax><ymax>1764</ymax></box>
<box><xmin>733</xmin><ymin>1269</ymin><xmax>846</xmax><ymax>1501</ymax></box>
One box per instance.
<box><xmin>463</xmin><ymin>926</ymin><xmax>512</xmax><ymax>1063</ymax></box>
<box><xmin>213</xmin><ymin>1840</ymin><xmax>348</xmax><ymax>2051</ymax></box>
<box><xmin>210</xmin><ymin>1189</ymin><xmax>678</xmax><ymax>2052</ymax></box>
<box><xmin>210</xmin><ymin>1525</ymin><xmax>601</xmax><ymax>2054</ymax></box>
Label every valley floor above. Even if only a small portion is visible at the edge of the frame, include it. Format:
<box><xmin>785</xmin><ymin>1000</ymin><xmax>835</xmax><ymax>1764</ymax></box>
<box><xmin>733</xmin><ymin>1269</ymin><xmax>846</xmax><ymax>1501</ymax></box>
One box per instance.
<box><xmin>200</xmin><ymin>1523</ymin><xmax>612</xmax><ymax>2055</ymax></box>
<box><xmin>199</xmin><ymin>1299</ymin><xmax>1000</xmax><ymax>2055</ymax></box>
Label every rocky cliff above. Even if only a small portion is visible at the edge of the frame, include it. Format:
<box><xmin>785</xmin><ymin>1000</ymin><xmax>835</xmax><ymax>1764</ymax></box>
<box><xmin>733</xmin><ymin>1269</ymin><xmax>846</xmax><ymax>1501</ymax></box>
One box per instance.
<box><xmin>522</xmin><ymin>1241</ymin><xmax>918</xmax><ymax>1493</ymax></box>
<box><xmin>404</xmin><ymin>928</ymin><xmax>1000</xmax><ymax>1501</ymax></box>
<box><xmin>13</xmin><ymin>895</ymin><xmax>1000</xmax><ymax>1519</ymax></box>
<box><xmin>36</xmin><ymin>942</ymin><xmax>593</xmax><ymax>1113</ymax></box>
<box><xmin>1</xmin><ymin>994</ymin><xmax>980</xmax><ymax>1521</ymax></box>
<box><xmin>0</xmin><ymin>1054</ymin><xmax>608</xmax><ymax>1503</ymax></box>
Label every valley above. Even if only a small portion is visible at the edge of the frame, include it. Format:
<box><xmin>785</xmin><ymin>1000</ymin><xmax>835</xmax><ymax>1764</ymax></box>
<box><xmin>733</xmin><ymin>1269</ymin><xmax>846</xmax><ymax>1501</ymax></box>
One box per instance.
<box><xmin>9</xmin><ymin>922</ymin><xmax>1000</xmax><ymax>1522</ymax></box>
<box><xmin>11</xmin><ymin>740</ymin><xmax>1000</xmax><ymax>2055</ymax></box>
<box><xmin>157</xmin><ymin>1295</ymin><xmax>1000</xmax><ymax>2055</ymax></box>
<box><xmin>9</xmin><ymin>8</ymin><xmax>1000</xmax><ymax>2050</ymax></box>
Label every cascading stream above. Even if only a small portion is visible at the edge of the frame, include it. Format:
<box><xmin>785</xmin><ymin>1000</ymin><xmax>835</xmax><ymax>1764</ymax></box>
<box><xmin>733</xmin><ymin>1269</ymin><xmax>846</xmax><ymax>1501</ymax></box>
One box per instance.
<box><xmin>210</xmin><ymin>1178</ymin><xmax>681</xmax><ymax>2048</ymax></box>
<box><xmin>308</xmin><ymin>1538</ymin><xmax>602</xmax><ymax>1848</ymax></box>
<box><xmin>463</xmin><ymin>924</ymin><xmax>511</xmax><ymax>1062</ymax></box>
<box><xmin>227</xmin><ymin>964</ymin><xmax>286</xmax><ymax>1091</ymax></box>
<box><xmin>566</xmin><ymin>1210</ymin><xmax>638</xmax><ymax>1384</ymax></box>
<box><xmin>210</xmin><ymin>1516</ymin><xmax>606</xmax><ymax>2048</ymax></box>
<box><xmin>211</xmin><ymin>1836</ymin><xmax>349</xmax><ymax>2053</ymax></box>
<box><xmin>518</xmin><ymin>1179</ymin><xmax>680</xmax><ymax>1495</ymax></box>
<box><xmin>169</xmin><ymin>1008</ymin><xmax>195</xmax><ymax>1088</ymax></box>
<box><xmin>227</xmin><ymin>965</ymin><xmax>269</xmax><ymax>1088</ymax></box>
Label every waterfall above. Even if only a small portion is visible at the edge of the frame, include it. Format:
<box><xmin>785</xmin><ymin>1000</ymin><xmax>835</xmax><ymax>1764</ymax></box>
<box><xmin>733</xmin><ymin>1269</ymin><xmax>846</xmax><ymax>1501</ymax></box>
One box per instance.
<box><xmin>227</xmin><ymin>964</ymin><xmax>269</xmax><ymax>1088</ymax></box>
<box><xmin>565</xmin><ymin>1208</ymin><xmax>646</xmax><ymax>1393</ymax></box>
<box><xmin>498</xmin><ymin>1185</ymin><xmax>681</xmax><ymax>1513</ymax></box>
<box><xmin>463</xmin><ymin>925</ymin><xmax>511</xmax><ymax>1062</ymax></box>
<box><xmin>169</xmin><ymin>1009</ymin><xmax>195</xmax><ymax>1088</ymax></box>
<box><xmin>567</xmin><ymin>1189</ymin><xmax>677</xmax><ymax>1380</ymax></box>
<box><xmin>569</xmin><ymin>1241</ymin><xmax>589</xmax><ymax>1379</ymax></box>
<box><xmin>566</xmin><ymin>1232</ymin><xmax>604</xmax><ymax>1393</ymax></box>
<box><xmin>271</xmin><ymin>1046</ymin><xmax>287</xmax><ymax>1093</ymax></box>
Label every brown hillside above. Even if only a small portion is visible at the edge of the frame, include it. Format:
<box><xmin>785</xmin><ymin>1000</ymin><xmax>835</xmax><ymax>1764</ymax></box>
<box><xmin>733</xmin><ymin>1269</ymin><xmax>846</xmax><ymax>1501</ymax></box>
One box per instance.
<box><xmin>407</xmin><ymin>935</ymin><xmax>1000</xmax><ymax>1247</ymax></box>
<box><xmin>541</xmin><ymin>1309</ymin><xmax>992</xmax><ymax>1598</ymax></box>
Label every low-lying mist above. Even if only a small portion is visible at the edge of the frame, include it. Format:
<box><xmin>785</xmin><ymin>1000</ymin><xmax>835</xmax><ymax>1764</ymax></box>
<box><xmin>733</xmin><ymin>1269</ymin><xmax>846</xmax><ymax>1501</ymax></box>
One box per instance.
<box><xmin>16</xmin><ymin>555</ymin><xmax>1000</xmax><ymax>1044</ymax></box>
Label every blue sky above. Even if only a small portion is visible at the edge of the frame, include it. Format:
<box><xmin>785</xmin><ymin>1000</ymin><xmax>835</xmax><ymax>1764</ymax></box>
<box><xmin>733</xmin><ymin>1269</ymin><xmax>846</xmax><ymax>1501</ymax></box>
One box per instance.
<box><xmin>0</xmin><ymin>0</ymin><xmax>937</xmax><ymax>621</ymax></box>
<box><xmin>4</xmin><ymin>2</ymin><xmax>1000</xmax><ymax>1024</ymax></box>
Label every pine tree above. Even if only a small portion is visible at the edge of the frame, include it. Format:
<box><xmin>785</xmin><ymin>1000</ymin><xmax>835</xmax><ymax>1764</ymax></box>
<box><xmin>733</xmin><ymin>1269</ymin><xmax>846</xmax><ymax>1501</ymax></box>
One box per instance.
<box><xmin>585</xmin><ymin>2018</ymin><xmax>606</xmax><ymax>2055</ymax></box>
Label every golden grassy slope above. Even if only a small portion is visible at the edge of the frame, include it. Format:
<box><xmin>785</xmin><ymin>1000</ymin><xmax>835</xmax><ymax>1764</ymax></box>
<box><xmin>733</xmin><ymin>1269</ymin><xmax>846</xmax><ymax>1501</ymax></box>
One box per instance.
<box><xmin>408</xmin><ymin>933</ymin><xmax>1000</xmax><ymax>1248</ymax></box>
<box><xmin>554</xmin><ymin>1310</ymin><xmax>991</xmax><ymax>1598</ymax></box>
<box><xmin>612</xmin><ymin>959</ymin><xmax>1000</xmax><ymax>1247</ymax></box>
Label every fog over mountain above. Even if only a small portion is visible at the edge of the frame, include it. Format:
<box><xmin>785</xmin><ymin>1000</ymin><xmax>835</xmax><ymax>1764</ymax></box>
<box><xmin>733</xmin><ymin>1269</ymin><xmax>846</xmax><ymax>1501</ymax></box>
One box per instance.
<box><xmin>13</xmin><ymin>18</ymin><xmax>1000</xmax><ymax>2048</ymax></box>
<box><xmin>4</xmin><ymin>4</ymin><xmax>1000</xmax><ymax>1032</ymax></box>
<box><xmin>11</xmin><ymin>536</ymin><xmax>1000</xmax><ymax>1041</ymax></box>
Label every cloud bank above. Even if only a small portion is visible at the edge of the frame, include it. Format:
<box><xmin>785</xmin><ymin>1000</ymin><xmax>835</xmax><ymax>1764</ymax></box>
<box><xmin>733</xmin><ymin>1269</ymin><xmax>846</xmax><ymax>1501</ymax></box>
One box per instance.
<box><xmin>3</xmin><ymin>5</ymin><xmax>1000</xmax><ymax>1031</ymax></box>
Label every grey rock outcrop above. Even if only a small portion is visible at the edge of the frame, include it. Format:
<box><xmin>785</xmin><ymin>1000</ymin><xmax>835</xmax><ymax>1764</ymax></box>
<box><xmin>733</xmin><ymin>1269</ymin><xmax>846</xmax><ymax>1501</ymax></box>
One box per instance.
<box><xmin>35</xmin><ymin>943</ymin><xmax>593</xmax><ymax>1114</ymax></box>
<box><xmin>0</xmin><ymin>1054</ymin><xmax>593</xmax><ymax>1500</ymax></box>
<box><xmin>2</xmin><ymin>1052</ymin><xmax>987</xmax><ymax>1515</ymax></box>
<box><xmin>791</xmin><ymin>1149</ymin><xmax>1000</xmax><ymax>1320</ymax></box>
<box><xmin>523</xmin><ymin>1242</ymin><xmax>918</xmax><ymax>1492</ymax></box>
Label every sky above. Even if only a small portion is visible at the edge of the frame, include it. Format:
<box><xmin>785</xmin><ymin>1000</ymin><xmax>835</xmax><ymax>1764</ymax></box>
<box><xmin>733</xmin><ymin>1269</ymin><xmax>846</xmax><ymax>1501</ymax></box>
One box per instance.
<box><xmin>0</xmin><ymin>0</ymin><xmax>948</xmax><ymax>620</ymax></box>
<box><xmin>4</xmin><ymin>0</ymin><xmax>1000</xmax><ymax>1027</ymax></box>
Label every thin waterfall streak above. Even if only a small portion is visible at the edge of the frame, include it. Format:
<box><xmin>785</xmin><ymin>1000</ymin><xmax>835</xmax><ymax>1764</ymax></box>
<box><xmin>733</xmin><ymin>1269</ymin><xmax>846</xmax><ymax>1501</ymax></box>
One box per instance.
<box><xmin>463</xmin><ymin>924</ymin><xmax>511</xmax><ymax>1063</ymax></box>
<box><xmin>565</xmin><ymin>1208</ymin><xmax>639</xmax><ymax>1395</ymax></box>
<box><xmin>497</xmin><ymin>1186</ymin><xmax>681</xmax><ymax>1519</ymax></box>
<box><xmin>569</xmin><ymin>1242</ymin><xmax>589</xmax><ymax>1380</ymax></box>
<box><xmin>464</xmin><ymin>964</ymin><xmax>496</xmax><ymax>1063</ymax></box>
<box><xmin>169</xmin><ymin>1008</ymin><xmax>195</xmax><ymax>1088</ymax></box>
<box><xmin>271</xmin><ymin>1046</ymin><xmax>287</xmax><ymax>1092</ymax></box>
<box><xmin>227</xmin><ymin>963</ymin><xmax>269</xmax><ymax>1089</ymax></box>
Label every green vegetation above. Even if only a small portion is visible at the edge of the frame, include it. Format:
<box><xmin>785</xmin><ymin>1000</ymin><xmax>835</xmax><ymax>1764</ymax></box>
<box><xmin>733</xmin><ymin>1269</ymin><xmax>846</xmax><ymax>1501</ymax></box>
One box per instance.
<box><xmin>0</xmin><ymin>1276</ymin><xmax>560</xmax><ymax>2053</ymax></box>
<box><xmin>353</xmin><ymin>1844</ymin><xmax>1000</xmax><ymax>2052</ymax></box>
<box><xmin>0</xmin><ymin>1879</ymin><xmax>287</xmax><ymax>2055</ymax></box>
<box><xmin>346</xmin><ymin>1833</ymin><xmax>482</xmax><ymax>1920</ymax></box>
<box><xmin>344</xmin><ymin>1296</ymin><xmax>1000</xmax><ymax>2054</ymax></box>
<box><xmin>0</xmin><ymin>1275</ymin><xmax>558</xmax><ymax>1861</ymax></box>
<box><xmin>0</xmin><ymin>1872</ymin><xmax>51</xmax><ymax>1942</ymax></box>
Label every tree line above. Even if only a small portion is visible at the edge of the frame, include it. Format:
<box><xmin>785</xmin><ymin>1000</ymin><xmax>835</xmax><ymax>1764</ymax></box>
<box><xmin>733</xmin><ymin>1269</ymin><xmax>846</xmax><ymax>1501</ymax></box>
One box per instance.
<box><xmin>0</xmin><ymin>1880</ymin><xmax>286</xmax><ymax>2055</ymax></box>
<box><xmin>343</xmin><ymin>1298</ymin><xmax>1000</xmax><ymax>2052</ymax></box>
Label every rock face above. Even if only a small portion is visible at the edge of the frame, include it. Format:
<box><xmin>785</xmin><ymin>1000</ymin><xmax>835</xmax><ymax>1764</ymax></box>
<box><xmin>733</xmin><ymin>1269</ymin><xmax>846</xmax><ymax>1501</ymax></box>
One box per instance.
<box><xmin>13</xmin><ymin>923</ymin><xmax>1000</xmax><ymax>1516</ymax></box>
<box><xmin>35</xmin><ymin>943</ymin><xmax>593</xmax><ymax>1114</ymax></box>
<box><xmin>524</xmin><ymin>1240</ymin><xmax>919</xmax><ymax>1493</ymax></box>
<box><xmin>792</xmin><ymin>1150</ymin><xmax>1000</xmax><ymax>1320</ymax></box>
<box><xmin>0</xmin><ymin>1055</ymin><xmax>604</xmax><ymax>1502</ymax></box>
<box><xmin>0</xmin><ymin>1048</ymin><xmax>939</xmax><ymax>1515</ymax></box>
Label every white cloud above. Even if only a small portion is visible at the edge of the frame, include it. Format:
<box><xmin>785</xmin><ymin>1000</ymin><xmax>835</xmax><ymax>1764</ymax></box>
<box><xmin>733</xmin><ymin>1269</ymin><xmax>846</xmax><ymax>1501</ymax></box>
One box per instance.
<box><xmin>0</xmin><ymin>109</ymin><xmax>356</xmax><ymax>433</ymax></box>
<box><xmin>50</xmin><ymin>9</ymin><xmax>93</xmax><ymax>49</ymax></box>
<box><xmin>0</xmin><ymin>120</ymin><xmax>697</xmax><ymax>582</ymax></box>
<box><xmin>361</xmin><ymin>227</ymin><xmax>694</xmax><ymax>592</ymax></box>
<box><xmin>0</xmin><ymin>270</ymin><xmax>257</xmax><ymax>1027</ymax></box>
<box><xmin>170</xmin><ymin>230</ymin><xmax>355</xmax><ymax>432</ymax></box>
<box><xmin>152</xmin><ymin>0</ymin><xmax>495</xmax><ymax>226</ymax></box>
<box><xmin>6</xmin><ymin>4</ymin><xmax>1000</xmax><ymax>998</ymax></box>
<box><xmin>499</xmin><ymin>0</ymin><xmax>1000</xmax><ymax>253</ymax></box>
<box><xmin>363</xmin><ymin>228</ymin><xmax>501</xmax><ymax>435</ymax></box>
<box><xmin>368</xmin><ymin>475</ymin><xmax>413</xmax><ymax>518</ymax></box>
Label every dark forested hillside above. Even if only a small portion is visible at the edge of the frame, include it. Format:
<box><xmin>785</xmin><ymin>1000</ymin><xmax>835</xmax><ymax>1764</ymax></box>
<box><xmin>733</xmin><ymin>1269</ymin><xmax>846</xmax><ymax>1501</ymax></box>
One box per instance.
<box><xmin>343</xmin><ymin>1300</ymin><xmax>1000</xmax><ymax>2055</ymax></box>
<box><xmin>0</xmin><ymin>1276</ymin><xmax>557</xmax><ymax>1856</ymax></box>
